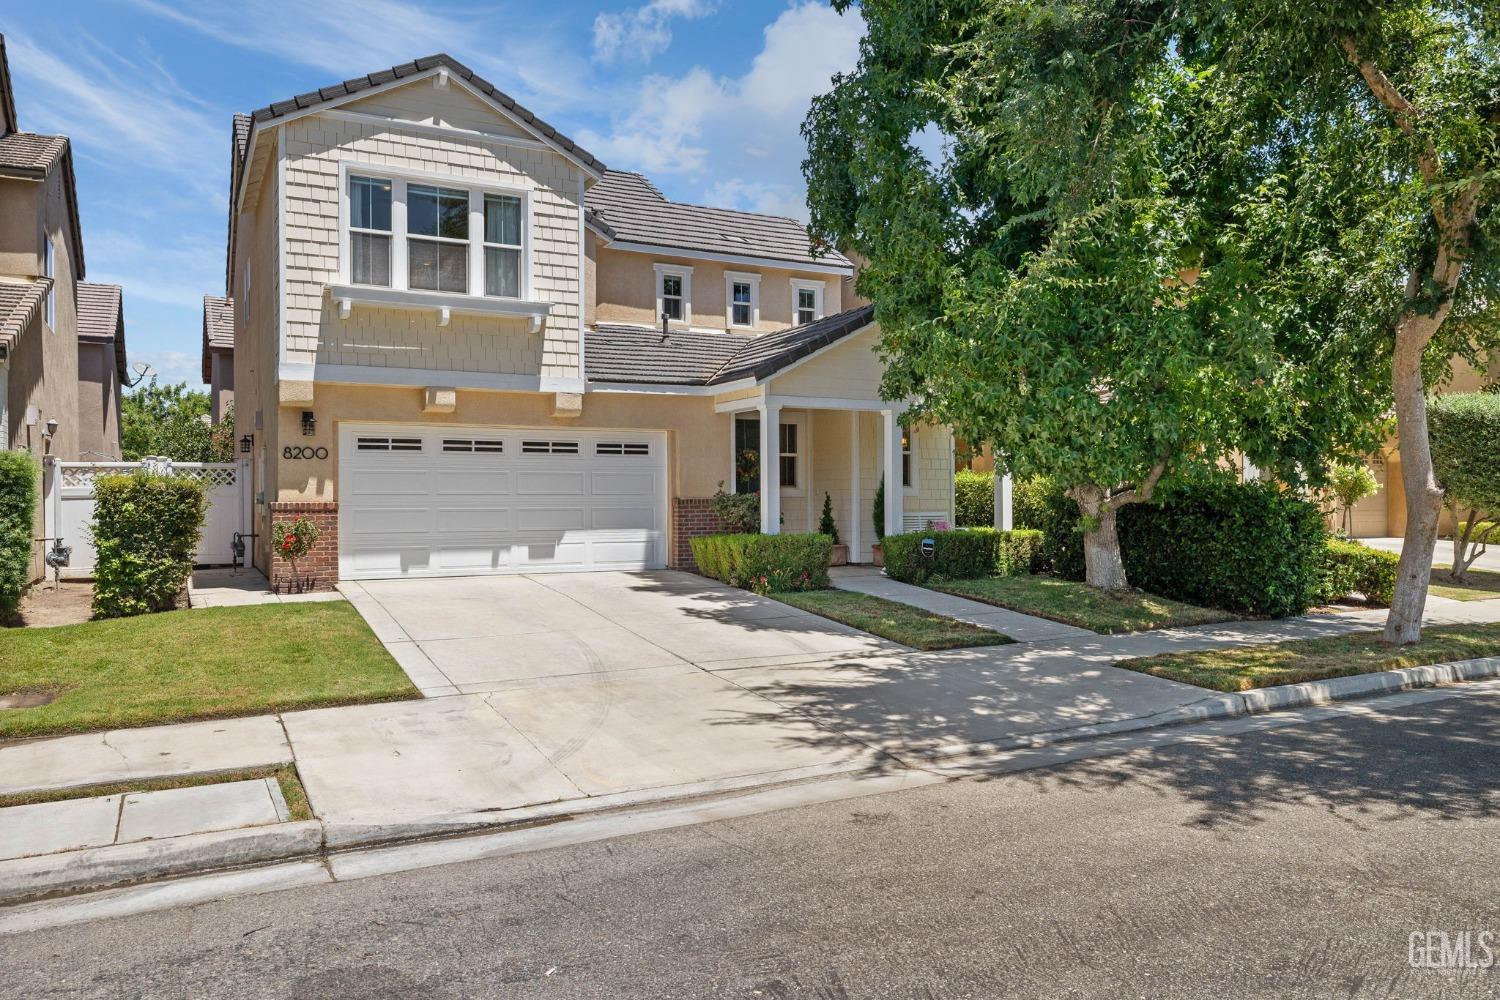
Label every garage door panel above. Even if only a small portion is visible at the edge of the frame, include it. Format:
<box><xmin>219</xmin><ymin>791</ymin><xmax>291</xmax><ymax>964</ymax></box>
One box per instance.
<box><xmin>340</xmin><ymin>425</ymin><xmax>666</xmax><ymax>580</ymax></box>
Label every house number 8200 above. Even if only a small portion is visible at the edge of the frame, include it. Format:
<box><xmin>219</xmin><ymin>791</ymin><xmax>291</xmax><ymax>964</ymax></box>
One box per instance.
<box><xmin>282</xmin><ymin>446</ymin><xmax>329</xmax><ymax>460</ymax></box>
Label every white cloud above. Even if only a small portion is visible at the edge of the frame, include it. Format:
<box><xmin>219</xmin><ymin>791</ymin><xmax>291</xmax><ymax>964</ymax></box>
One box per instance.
<box><xmin>703</xmin><ymin>179</ymin><xmax>809</xmax><ymax>222</ymax></box>
<box><xmin>580</xmin><ymin>2</ymin><xmax>861</xmax><ymax>179</ymax></box>
<box><xmin>3</xmin><ymin>32</ymin><xmax>221</xmax><ymax>198</ymax></box>
<box><xmin>86</xmin><ymin>230</ymin><xmax>222</xmax><ymax>310</ymax></box>
<box><xmin>134</xmin><ymin>350</ymin><xmax>202</xmax><ymax>387</ymax></box>
<box><xmin>593</xmin><ymin>0</ymin><xmax>717</xmax><ymax>64</ymax></box>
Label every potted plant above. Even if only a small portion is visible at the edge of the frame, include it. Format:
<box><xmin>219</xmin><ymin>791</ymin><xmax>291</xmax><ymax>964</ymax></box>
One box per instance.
<box><xmin>872</xmin><ymin>475</ymin><xmax>886</xmax><ymax>566</ymax></box>
<box><xmin>820</xmin><ymin>492</ymin><xmax>848</xmax><ymax>566</ymax></box>
<box><xmin>272</xmin><ymin>516</ymin><xmax>320</xmax><ymax>594</ymax></box>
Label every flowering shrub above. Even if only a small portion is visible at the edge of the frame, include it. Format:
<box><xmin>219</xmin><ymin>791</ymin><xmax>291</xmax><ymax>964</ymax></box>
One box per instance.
<box><xmin>272</xmin><ymin>517</ymin><xmax>320</xmax><ymax>589</ymax></box>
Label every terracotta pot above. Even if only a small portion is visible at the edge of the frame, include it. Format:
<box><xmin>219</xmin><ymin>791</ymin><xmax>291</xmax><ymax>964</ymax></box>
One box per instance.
<box><xmin>829</xmin><ymin>544</ymin><xmax>849</xmax><ymax>567</ymax></box>
<box><xmin>871</xmin><ymin>543</ymin><xmax>884</xmax><ymax>567</ymax></box>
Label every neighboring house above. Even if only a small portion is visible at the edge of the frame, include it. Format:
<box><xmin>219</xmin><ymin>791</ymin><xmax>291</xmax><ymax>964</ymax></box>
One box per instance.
<box><xmin>76</xmin><ymin>282</ymin><xmax>128</xmax><ymax>460</ymax></box>
<box><xmin>202</xmin><ymin>294</ymin><xmax>234</xmax><ymax>421</ymax></box>
<box><xmin>225</xmin><ymin>53</ymin><xmax>953</xmax><ymax>589</ymax></box>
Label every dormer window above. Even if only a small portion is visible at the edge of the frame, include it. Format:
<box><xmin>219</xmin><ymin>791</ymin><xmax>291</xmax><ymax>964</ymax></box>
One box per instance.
<box><xmin>791</xmin><ymin>278</ymin><xmax>824</xmax><ymax>325</ymax></box>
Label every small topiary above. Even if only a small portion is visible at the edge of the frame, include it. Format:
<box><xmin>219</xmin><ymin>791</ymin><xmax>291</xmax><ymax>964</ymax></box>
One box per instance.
<box><xmin>819</xmin><ymin>492</ymin><xmax>840</xmax><ymax>545</ymax></box>
<box><xmin>873</xmin><ymin>475</ymin><xmax>886</xmax><ymax>541</ymax></box>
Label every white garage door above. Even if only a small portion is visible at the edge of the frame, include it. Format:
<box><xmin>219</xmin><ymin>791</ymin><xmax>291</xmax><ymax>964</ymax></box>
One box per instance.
<box><xmin>338</xmin><ymin>424</ymin><xmax>668</xmax><ymax>579</ymax></box>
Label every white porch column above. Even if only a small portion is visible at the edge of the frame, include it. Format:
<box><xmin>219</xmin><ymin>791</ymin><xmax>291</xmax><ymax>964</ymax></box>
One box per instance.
<box><xmin>993</xmin><ymin>469</ymin><xmax>1013</xmax><ymax>531</ymax></box>
<box><xmin>759</xmin><ymin>401</ymin><xmax>781</xmax><ymax>533</ymax></box>
<box><xmin>881</xmin><ymin>407</ymin><xmax>903</xmax><ymax>537</ymax></box>
<box><xmin>848</xmin><ymin>411</ymin><xmax>862</xmax><ymax>560</ymax></box>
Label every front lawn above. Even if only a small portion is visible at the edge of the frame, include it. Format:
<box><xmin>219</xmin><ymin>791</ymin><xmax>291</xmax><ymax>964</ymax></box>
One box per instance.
<box><xmin>1117</xmin><ymin>622</ymin><xmax>1500</xmax><ymax>692</ymax></box>
<box><xmin>772</xmin><ymin>589</ymin><xmax>1013</xmax><ymax>650</ymax></box>
<box><xmin>0</xmin><ymin>602</ymin><xmax>417</xmax><ymax>740</ymax></box>
<box><xmin>931</xmin><ymin>575</ymin><xmax>1234</xmax><ymax>634</ymax></box>
<box><xmin>1427</xmin><ymin>568</ymin><xmax>1500</xmax><ymax>602</ymax></box>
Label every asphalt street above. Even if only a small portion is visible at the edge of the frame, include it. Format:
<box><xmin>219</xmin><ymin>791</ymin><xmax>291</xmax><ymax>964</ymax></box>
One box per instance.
<box><xmin>3</xmin><ymin>688</ymin><xmax>1497</xmax><ymax>999</ymax></box>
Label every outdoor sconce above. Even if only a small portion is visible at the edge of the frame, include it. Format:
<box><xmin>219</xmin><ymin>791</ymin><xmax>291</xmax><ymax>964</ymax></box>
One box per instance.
<box><xmin>41</xmin><ymin>417</ymin><xmax>59</xmax><ymax>456</ymax></box>
<box><xmin>301</xmin><ymin>410</ymin><xmax>316</xmax><ymax>436</ymax></box>
<box><xmin>239</xmin><ymin>434</ymin><xmax>254</xmax><ymax>454</ymax></box>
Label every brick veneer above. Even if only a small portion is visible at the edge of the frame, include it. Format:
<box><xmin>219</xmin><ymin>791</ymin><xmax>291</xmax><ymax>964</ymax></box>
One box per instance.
<box><xmin>268</xmin><ymin>501</ymin><xmax>338</xmax><ymax>593</ymax></box>
<box><xmin>672</xmin><ymin>497</ymin><xmax>725</xmax><ymax>571</ymax></box>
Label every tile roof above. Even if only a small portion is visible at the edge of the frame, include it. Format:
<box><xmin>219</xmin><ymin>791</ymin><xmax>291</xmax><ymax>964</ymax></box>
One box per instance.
<box><xmin>0</xmin><ymin>34</ymin><xmax>18</xmax><ymax>137</ymax></box>
<box><xmin>586</xmin><ymin>304</ymin><xmax>877</xmax><ymax>387</ymax></box>
<box><xmin>0</xmin><ymin>131</ymin><xmax>64</xmax><ymax>174</ymax></box>
<box><xmin>586</xmin><ymin>170</ymin><xmax>851</xmax><ymax>270</ymax></box>
<box><xmin>75</xmin><ymin>282</ymin><xmax>120</xmax><ymax>340</ymax></box>
<box><xmin>246</xmin><ymin>54</ymin><xmax>605</xmax><ymax>176</ymax></box>
<box><xmin>0</xmin><ymin>276</ymin><xmax>50</xmax><ymax>346</ymax></box>
<box><xmin>586</xmin><ymin>324</ymin><xmax>753</xmax><ymax>385</ymax></box>
<box><xmin>201</xmin><ymin>294</ymin><xmax>234</xmax><ymax>384</ymax></box>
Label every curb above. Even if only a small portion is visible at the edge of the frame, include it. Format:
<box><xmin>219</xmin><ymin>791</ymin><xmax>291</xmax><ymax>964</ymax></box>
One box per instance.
<box><xmin>3</xmin><ymin>657</ymin><xmax>1496</xmax><ymax>908</ymax></box>
<box><xmin>0</xmin><ymin>822</ymin><xmax>323</xmax><ymax>905</ymax></box>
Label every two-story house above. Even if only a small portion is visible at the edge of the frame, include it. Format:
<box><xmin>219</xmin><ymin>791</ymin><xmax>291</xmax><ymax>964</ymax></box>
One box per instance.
<box><xmin>0</xmin><ymin>34</ymin><xmax>127</xmax><ymax>576</ymax></box>
<box><xmin>222</xmin><ymin>54</ymin><xmax>953</xmax><ymax>588</ymax></box>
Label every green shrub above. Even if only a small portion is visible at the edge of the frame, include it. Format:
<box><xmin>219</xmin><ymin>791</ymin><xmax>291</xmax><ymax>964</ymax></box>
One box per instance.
<box><xmin>882</xmin><ymin>528</ymin><xmax>1044</xmax><ymax>584</ymax></box>
<box><xmin>710</xmin><ymin>482</ymin><xmax>759</xmax><ymax>534</ymax></box>
<box><xmin>91</xmin><ymin>472</ymin><xmax>207</xmax><ymax>618</ymax></box>
<box><xmin>1119</xmin><ymin>481</ymin><xmax>1328</xmax><ymax>617</ymax></box>
<box><xmin>954</xmin><ymin>469</ymin><xmax>994</xmax><ymax>527</ymax></box>
<box><xmin>1317</xmin><ymin>539</ymin><xmax>1399</xmax><ymax>606</ymax></box>
<box><xmin>873</xmin><ymin>475</ymin><xmax>886</xmax><ymax>541</ymax></box>
<box><xmin>691</xmin><ymin>532</ymin><xmax>832</xmax><ymax>594</ymax></box>
<box><xmin>1012</xmin><ymin>476</ymin><xmax>1085</xmax><ymax>579</ymax></box>
<box><xmin>819</xmin><ymin>492</ymin><xmax>840</xmax><ymax>545</ymax></box>
<box><xmin>0</xmin><ymin>452</ymin><xmax>38</xmax><ymax>619</ymax></box>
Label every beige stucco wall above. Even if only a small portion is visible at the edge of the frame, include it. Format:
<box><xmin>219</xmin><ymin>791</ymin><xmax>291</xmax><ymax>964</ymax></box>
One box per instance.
<box><xmin>76</xmin><ymin>340</ymin><xmax>121</xmax><ymax>460</ymax></box>
<box><xmin>770</xmin><ymin>327</ymin><xmax>884</xmax><ymax>399</ymax></box>
<box><xmin>279</xmin><ymin>92</ymin><xmax>584</xmax><ymax>381</ymax></box>
<box><xmin>593</xmin><ymin>246</ymin><xmax>843</xmax><ymax>333</ymax></box>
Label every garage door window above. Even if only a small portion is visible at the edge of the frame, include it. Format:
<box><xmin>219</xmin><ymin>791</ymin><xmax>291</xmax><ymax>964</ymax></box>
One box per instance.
<box><xmin>596</xmin><ymin>442</ymin><xmax>650</xmax><ymax>456</ymax></box>
<box><xmin>521</xmin><ymin>440</ymin><xmax>580</xmax><ymax>455</ymax></box>
<box><xmin>357</xmin><ymin>436</ymin><xmax>422</xmax><ymax>452</ymax></box>
<box><xmin>442</xmin><ymin>438</ymin><xmax>504</xmax><ymax>454</ymax></box>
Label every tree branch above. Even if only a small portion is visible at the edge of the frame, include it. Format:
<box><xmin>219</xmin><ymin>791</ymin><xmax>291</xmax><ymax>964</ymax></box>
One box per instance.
<box><xmin>1340</xmin><ymin>36</ymin><xmax>1443</xmax><ymax>195</ymax></box>
<box><xmin>1107</xmin><ymin>460</ymin><xmax>1168</xmax><ymax>511</ymax></box>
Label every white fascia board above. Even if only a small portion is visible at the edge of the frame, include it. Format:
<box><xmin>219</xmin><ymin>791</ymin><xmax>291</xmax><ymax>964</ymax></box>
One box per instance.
<box><xmin>587</xmin><ymin>379</ymin><xmax>757</xmax><ymax>397</ymax></box>
<box><xmin>608</xmin><ymin>240</ymin><xmax>853</xmax><ymax>278</ymax></box>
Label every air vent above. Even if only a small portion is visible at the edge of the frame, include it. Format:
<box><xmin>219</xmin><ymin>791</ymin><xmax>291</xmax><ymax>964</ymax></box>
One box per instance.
<box><xmin>442</xmin><ymin>438</ymin><xmax>504</xmax><ymax>454</ymax></box>
<box><xmin>357</xmin><ymin>436</ymin><xmax>423</xmax><ymax>452</ymax></box>
<box><xmin>596</xmin><ymin>442</ymin><xmax>650</xmax><ymax>456</ymax></box>
<box><xmin>521</xmin><ymin>440</ymin><xmax>580</xmax><ymax>455</ymax></box>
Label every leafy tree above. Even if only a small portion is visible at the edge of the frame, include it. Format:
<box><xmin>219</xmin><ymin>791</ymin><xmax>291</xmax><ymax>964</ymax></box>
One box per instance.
<box><xmin>207</xmin><ymin>401</ymin><xmax>236</xmax><ymax>464</ymax></box>
<box><xmin>802</xmin><ymin>1</ymin><xmax>1390</xmax><ymax>590</ymax></box>
<box><xmin>121</xmin><ymin>379</ymin><xmax>216</xmax><ymax>463</ymax></box>
<box><xmin>1328</xmin><ymin>463</ymin><xmax>1381</xmax><ymax>537</ymax></box>
<box><xmin>1429</xmin><ymin>393</ymin><xmax>1500</xmax><ymax>581</ymax></box>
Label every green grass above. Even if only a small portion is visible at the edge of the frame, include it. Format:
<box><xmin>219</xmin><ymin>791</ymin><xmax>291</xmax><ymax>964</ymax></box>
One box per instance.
<box><xmin>771</xmin><ymin>589</ymin><xmax>1013</xmax><ymax>650</ymax></box>
<box><xmin>0</xmin><ymin>764</ymin><xmax>314</xmax><ymax>821</ymax></box>
<box><xmin>1118</xmin><ymin>622</ymin><xmax>1500</xmax><ymax>692</ymax></box>
<box><xmin>0</xmin><ymin>602</ymin><xmax>418</xmax><ymax>740</ymax></box>
<box><xmin>929</xmin><ymin>575</ymin><xmax>1235</xmax><ymax>634</ymax></box>
<box><xmin>1427</xmin><ymin>568</ymin><xmax>1500</xmax><ymax>602</ymax></box>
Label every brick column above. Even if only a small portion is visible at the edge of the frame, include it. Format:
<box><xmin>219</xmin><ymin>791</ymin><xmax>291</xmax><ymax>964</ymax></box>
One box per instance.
<box><xmin>672</xmin><ymin>497</ymin><xmax>724</xmax><ymax>571</ymax></box>
<box><xmin>268</xmin><ymin>501</ymin><xmax>338</xmax><ymax>593</ymax></box>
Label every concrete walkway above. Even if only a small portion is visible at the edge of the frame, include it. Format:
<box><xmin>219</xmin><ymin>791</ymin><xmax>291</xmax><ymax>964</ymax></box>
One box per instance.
<box><xmin>829</xmin><ymin>565</ymin><xmax>1094</xmax><ymax>643</ymax></box>
<box><xmin>188</xmin><ymin>568</ymin><xmax>343</xmax><ymax>608</ymax></box>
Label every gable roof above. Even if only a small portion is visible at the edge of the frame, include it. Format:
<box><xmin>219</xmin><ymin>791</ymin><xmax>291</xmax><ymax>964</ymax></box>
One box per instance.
<box><xmin>243</xmin><ymin>53</ymin><xmax>605</xmax><ymax>177</ymax></box>
<box><xmin>0</xmin><ymin>276</ymin><xmax>51</xmax><ymax>347</ymax></box>
<box><xmin>201</xmin><ymin>294</ymin><xmax>234</xmax><ymax>383</ymax></box>
<box><xmin>586</xmin><ymin>304</ymin><xmax>876</xmax><ymax>387</ymax></box>
<box><xmin>0</xmin><ymin>35</ymin><xmax>85</xmax><ymax>277</ymax></box>
<box><xmin>0</xmin><ymin>35</ymin><xmax>17</xmax><ymax>137</ymax></box>
<box><xmin>586</xmin><ymin>170</ymin><xmax>851</xmax><ymax>271</ymax></box>
<box><xmin>76</xmin><ymin>281</ymin><xmax>128</xmax><ymax>381</ymax></box>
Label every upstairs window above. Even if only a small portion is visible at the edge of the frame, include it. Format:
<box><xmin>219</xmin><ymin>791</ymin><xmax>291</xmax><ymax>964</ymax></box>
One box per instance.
<box><xmin>655</xmin><ymin>265</ymin><xmax>691</xmax><ymax>323</ymax></box>
<box><xmin>407</xmin><ymin>184</ymin><xmax>469</xmax><ymax>293</ymax></box>
<box><xmin>484</xmin><ymin>194</ymin><xmax>523</xmax><ymax>298</ymax></box>
<box><xmin>731</xmin><ymin>282</ymin><xmax>753</xmax><ymax>326</ymax></box>
<box><xmin>43</xmin><ymin>238</ymin><xmax>54</xmax><ymax>329</ymax></box>
<box><xmin>791</xmin><ymin>279</ymin><xmax>824</xmax><ymax>325</ymax></box>
<box><xmin>349</xmin><ymin>175</ymin><xmax>392</xmax><ymax>287</ymax></box>
<box><xmin>725</xmin><ymin>271</ymin><xmax>760</xmax><ymax>328</ymax></box>
<box><xmin>662</xmin><ymin>274</ymin><xmax>684</xmax><ymax>320</ymax></box>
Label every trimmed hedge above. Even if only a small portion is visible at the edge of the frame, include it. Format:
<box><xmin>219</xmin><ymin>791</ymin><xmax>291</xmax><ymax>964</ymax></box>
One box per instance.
<box><xmin>91</xmin><ymin>472</ymin><xmax>207</xmax><ymax>618</ymax></box>
<box><xmin>691</xmin><ymin>532</ymin><xmax>832</xmax><ymax>594</ymax></box>
<box><xmin>0</xmin><ymin>451</ymin><xmax>38</xmax><ymax>619</ymax></box>
<box><xmin>954</xmin><ymin>470</ymin><xmax>994</xmax><ymax>527</ymax></box>
<box><xmin>1012</xmin><ymin>476</ymin><xmax>1085</xmax><ymax>579</ymax></box>
<box><xmin>883</xmin><ymin>528</ymin><xmax>1044</xmax><ymax>584</ymax></box>
<box><xmin>1317</xmin><ymin>539</ymin><xmax>1399</xmax><ymax>606</ymax></box>
<box><xmin>1119</xmin><ymin>481</ymin><xmax>1328</xmax><ymax>618</ymax></box>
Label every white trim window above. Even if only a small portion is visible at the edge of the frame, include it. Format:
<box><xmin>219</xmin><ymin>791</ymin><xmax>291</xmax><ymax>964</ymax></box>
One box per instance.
<box><xmin>654</xmin><ymin>263</ymin><xmax>692</xmax><ymax>325</ymax></box>
<box><xmin>340</xmin><ymin>166</ymin><xmax>533</xmax><ymax>302</ymax></box>
<box><xmin>902</xmin><ymin>428</ymin><xmax>914</xmax><ymax>490</ymax></box>
<box><xmin>348</xmin><ymin>175</ymin><xmax>393</xmax><ymax>288</ymax></box>
<box><xmin>43</xmin><ymin>238</ymin><xmax>54</xmax><ymax>330</ymax></box>
<box><xmin>725</xmin><ymin>271</ymin><xmax>761</xmax><ymax>328</ymax></box>
<box><xmin>407</xmin><ymin>183</ymin><xmax>469</xmax><ymax>293</ymax></box>
<box><xmin>779</xmin><ymin>420</ymin><xmax>800</xmax><ymax>490</ymax></box>
<box><xmin>791</xmin><ymin>278</ymin><xmax>824</xmax><ymax>325</ymax></box>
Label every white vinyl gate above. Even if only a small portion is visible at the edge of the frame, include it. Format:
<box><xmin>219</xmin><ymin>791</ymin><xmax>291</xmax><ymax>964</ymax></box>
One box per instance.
<box><xmin>42</xmin><ymin>459</ymin><xmax>251</xmax><ymax>579</ymax></box>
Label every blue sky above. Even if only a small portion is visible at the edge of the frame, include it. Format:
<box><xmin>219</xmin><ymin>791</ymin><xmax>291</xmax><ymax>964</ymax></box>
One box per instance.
<box><xmin>3</xmin><ymin>0</ymin><xmax>864</xmax><ymax>387</ymax></box>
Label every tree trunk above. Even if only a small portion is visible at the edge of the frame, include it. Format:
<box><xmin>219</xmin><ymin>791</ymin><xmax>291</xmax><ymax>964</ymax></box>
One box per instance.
<box><xmin>1383</xmin><ymin>320</ymin><xmax>1444</xmax><ymax>645</ymax></box>
<box><xmin>1072</xmin><ymin>485</ymin><xmax>1130</xmax><ymax>591</ymax></box>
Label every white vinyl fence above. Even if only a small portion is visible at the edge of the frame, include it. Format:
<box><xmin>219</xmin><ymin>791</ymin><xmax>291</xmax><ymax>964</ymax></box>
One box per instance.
<box><xmin>42</xmin><ymin>459</ymin><xmax>251</xmax><ymax>579</ymax></box>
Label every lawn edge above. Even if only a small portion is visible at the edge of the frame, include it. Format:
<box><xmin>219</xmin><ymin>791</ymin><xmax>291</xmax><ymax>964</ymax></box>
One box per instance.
<box><xmin>767</xmin><ymin>590</ymin><xmax>1014</xmax><ymax>650</ymax></box>
<box><xmin>925</xmin><ymin>580</ymin><xmax>1236</xmax><ymax>636</ymax></box>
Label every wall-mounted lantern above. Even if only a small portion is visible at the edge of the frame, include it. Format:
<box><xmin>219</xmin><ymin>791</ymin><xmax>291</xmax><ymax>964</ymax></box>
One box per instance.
<box><xmin>239</xmin><ymin>434</ymin><xmax>254</xmax><ymax>454</ymax></box>
<box><xmin>301</xmin><ymin>411</ymin><xmax>316</xmax><ymax>436</ymax></box>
